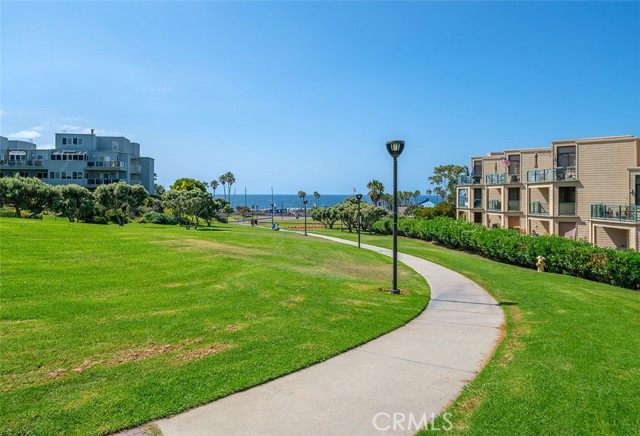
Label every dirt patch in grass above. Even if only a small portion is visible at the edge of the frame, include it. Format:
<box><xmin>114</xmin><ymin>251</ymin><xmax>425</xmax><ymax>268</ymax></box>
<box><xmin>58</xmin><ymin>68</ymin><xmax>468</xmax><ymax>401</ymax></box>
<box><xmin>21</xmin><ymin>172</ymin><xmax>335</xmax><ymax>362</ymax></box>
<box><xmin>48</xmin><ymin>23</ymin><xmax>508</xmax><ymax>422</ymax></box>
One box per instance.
<box><xmin>497</xmin><ymin>305</ymin><xmax>525</xmax><ymax>367</ymax></box>
<box><xmin>153</xmin><ymin>238</ymin><xmax>260</xmax><ymax>257</ymax></box>
<box><xmin>177</xmin><ymin>343</ymin><xmax>235</xmax><ymax>361</ymax></box>
<box><xmin>281</xmin><ymin>295</ymin><xmax>305</xmax><ymax>308</ymax></box>
<box><xmin>226</xmin><ymin>323</ymin><xmax>247</xmax><ymax>333</ymax></box>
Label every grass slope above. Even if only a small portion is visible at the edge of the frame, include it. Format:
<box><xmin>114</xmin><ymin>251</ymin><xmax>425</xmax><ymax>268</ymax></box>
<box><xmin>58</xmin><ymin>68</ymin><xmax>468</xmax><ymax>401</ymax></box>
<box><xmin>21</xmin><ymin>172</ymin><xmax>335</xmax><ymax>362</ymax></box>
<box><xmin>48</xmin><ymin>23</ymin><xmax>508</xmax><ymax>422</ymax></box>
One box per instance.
<box><xmin>310</xmin><ymin>229</ymin><xmax>640</xmax><ymax>435</ymax></box>
<box><xmin>0</xmin><ymin>219</ymin><xmax>428</xmax><ymax>435</ymax></box>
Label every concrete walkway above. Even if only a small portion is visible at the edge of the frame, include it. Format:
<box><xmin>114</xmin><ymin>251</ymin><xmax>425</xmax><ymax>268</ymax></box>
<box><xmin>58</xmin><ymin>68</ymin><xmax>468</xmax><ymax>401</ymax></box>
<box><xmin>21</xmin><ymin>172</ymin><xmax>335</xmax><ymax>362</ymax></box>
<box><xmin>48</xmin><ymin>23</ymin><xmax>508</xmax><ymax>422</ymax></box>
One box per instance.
<box><xmin>134</xmin><ymin>234</ymin><xmax>504</xmax><ymax>435</ymax></box>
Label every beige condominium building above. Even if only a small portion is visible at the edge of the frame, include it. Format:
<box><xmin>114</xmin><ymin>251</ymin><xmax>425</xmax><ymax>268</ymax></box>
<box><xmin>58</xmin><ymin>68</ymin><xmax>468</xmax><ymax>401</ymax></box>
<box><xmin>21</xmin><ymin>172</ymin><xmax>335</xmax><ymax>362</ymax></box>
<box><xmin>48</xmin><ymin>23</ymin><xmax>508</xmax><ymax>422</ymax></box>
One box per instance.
<box><xmin>456</xmin><ymin>135</ymin><xmax>640</xmax><ymax>250</ymax></box>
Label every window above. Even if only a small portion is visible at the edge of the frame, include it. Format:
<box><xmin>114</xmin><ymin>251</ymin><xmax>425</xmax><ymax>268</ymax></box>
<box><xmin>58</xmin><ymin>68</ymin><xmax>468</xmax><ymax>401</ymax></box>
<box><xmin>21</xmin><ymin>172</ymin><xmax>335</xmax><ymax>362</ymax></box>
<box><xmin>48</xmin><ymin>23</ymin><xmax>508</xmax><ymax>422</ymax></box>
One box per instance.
<box><xmin>557</xmin><ymin>146</ymin><xmax>576</xmax><ymax>167</ymax></box>
<box><xmin>73</xmin><ymin>138</ymin><xmax>78</xmax><ymax>145</ymax></box>
<box><xmin>49</xmin><ymin>172</ymin><xmax>55</xmax><ymax>179</ymax></box>
<box><xmin>474</xmin><ymin>212</ymin><xmax>483</xmax><ymax>224</ymax></box>
<box><xmin>112</xmin><ymin>141</ymin><xmax>119</xmax><ymax>151</ymax></box>
<box><xmin>508</xmin><ymin>188</ymin><xmax>520</xmax><ymax>211</ymax></box>
<box><xmin>36</xmin><ymin>172</ymin><xmax>47</xmax><ymax>179</ymax></box>
<box><xmin>508</xmin><ymin>154</ymin><xmax>520</xmax><ymax>175</ymax></box>
<box><xmin>78</xmin><ymin>138</ymin><xmax>83</xmax><ymax>145</ymax></box>
<box><xmin>636</xmin><ymin>176</ymin><xmax>639</xmax><ymax>206</ymax></box>
<box><xmin>558</xmin><ymin>187</ymin><xmax>576</xmax><ymax>215</ymax></box>
<box><xmin>62</xmin><ymin>138</ymin><xmax>67</xmax><ymax>145</ymax></box>
<box><xmin>36</xmin><ymin>154</ymin><xmax>44</xmax><ymax>160</ymax></box>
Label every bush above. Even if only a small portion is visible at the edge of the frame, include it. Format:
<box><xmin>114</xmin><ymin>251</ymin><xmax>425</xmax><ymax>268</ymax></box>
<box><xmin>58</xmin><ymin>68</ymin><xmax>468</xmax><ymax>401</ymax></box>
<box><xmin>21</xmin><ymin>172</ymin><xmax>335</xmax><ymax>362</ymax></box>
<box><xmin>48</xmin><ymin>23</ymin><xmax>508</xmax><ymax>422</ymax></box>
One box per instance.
<box><xmin>88</xmin><ymin>216</ymin><xmax>108</xmax><ymax>225</ymax></box>
<box><xmin>142</xmin><ymin>211</ymin><xmax>178</xmax><ymax>225</ymax></box>
<box><xmin>371</xmin><ymin>217</ymin><xmax>640</xmax><ymax>290</ymax></box>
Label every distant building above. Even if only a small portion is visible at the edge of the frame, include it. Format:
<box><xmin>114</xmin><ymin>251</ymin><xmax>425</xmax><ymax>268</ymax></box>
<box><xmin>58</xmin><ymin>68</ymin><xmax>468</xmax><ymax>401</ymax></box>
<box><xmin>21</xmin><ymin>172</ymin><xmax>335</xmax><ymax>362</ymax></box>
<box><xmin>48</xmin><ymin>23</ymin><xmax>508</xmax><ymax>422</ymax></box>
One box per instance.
<box><xmin>456</xmin><ymin>135</ymin><xmax>639</xmax><ymax>250</ymax></box>
<box><xmin>0</xmin><ymin>131</ymin><xmax>155</xmax><ymax>194</ymax></box>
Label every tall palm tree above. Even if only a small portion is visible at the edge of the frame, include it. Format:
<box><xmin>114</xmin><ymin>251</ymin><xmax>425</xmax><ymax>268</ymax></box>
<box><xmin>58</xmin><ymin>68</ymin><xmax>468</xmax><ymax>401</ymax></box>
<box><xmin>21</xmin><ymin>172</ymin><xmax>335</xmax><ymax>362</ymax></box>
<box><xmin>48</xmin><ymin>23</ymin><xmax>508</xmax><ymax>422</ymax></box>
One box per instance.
<box><xmin>210</xmin><ymin>180</ymin><xmax>219</xmax><ymax>198</ymax></box>
<box><xmin>297</xmin><ymin>191</ymin><xmax>307</xmax><ymax>208</ymax></box>
<box><xmin>218</xmin><ymin>174</ymin><xmax>227</xmax><ymax>201</ymax></box>
<box><xmin>367</xmin><ymin>180</ymin><xmax>384</xmax><ymax>207</ymax></box>
<box><xmin>224</xmin><ymin>172</ymin><xmax>236</xmax><ymax>202</ymax></box>
<box><xmin>313</xmin><ymin>191</ymin><xmax>320</xmax><ymax>208</ymax></box>
<box><xmin>413</xmin><ymin>189</ymin><xmax>420</xmax><ymax>204</ymax></box>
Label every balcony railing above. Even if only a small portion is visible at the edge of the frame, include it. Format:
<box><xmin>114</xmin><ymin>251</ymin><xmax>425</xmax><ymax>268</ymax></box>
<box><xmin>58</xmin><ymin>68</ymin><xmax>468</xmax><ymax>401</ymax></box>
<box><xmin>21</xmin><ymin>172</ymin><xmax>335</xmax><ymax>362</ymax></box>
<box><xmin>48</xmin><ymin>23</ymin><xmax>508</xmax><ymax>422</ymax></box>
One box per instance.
<box><xmin>591</xmin><ymin>204</ymin><xmax>638</xmax><ymax>223</ymax></box>
<box><xmin>508</xmin><ymin>200</ymin><xmax>520</xmax><ymax>211</ymax></box>
<box><xmin>87</xmin><ymin>178</ymin><xmax>122</xmax><ymax>186</ymax></box>
<box><xmin>87</xmin><ymin>161</ymin><xmax>126</xmax><ymax>169</ymax></box>
<box><xmin>130</xmin><ymin>165</ymin><xmax>142</xmax><ymax>173</ymax></box>
<box><xmin>0</xmin><ymin>160</ymin><xmax>44</xmax><ymax>167</ymax></box>
<box><xmin>487</xmin><ymin>200</ymin><xmax>502</xmax><ymax>211</ymax></box>
<box><xmin>559</xmin><ymin>202</ymin><xmax>576</xmax><ymax>216</ymax></box>
<box><xmin>485</xmin><ymin>173</ymin><xmax>505</xmax><ymax>185</ymax></box>
<box><xmin>529</xmin><ymin>201</ymin><xmax>549</xmax><ymax>215</ymax></box>
<box><xmin>527</xmin><ymin>166</ymin><xmax>577</xmax><ymax>183</ymax></box>
<box><xmin>473</xmin><ymin>198</ymin><xmax>483</xmax><ymax>208</ymax></box>
<box><xmin>506</xmin><ymin>173</ymin><xmax>521</xmax><ymax>183</ymax></box>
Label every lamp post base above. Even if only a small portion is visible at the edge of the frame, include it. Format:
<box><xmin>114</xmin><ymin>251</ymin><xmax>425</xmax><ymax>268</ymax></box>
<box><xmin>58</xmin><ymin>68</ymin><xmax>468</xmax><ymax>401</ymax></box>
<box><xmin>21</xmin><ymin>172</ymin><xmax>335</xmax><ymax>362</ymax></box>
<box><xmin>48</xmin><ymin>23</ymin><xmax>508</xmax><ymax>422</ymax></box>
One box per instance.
<box><xmin>389</xmin><ymin>289</ymin><xmax>401</xmax><ymax>295</ymax></box>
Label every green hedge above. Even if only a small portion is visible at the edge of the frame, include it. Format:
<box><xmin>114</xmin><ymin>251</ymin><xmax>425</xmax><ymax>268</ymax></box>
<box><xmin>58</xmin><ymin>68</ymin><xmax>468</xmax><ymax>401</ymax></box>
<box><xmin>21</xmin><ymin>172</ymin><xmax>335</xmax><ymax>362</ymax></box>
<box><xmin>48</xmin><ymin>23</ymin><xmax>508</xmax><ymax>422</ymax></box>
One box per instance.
<box><xmin>372</xmin><ymin>217</ymin><xmax>640</xmax><ymax>290</ymax></box>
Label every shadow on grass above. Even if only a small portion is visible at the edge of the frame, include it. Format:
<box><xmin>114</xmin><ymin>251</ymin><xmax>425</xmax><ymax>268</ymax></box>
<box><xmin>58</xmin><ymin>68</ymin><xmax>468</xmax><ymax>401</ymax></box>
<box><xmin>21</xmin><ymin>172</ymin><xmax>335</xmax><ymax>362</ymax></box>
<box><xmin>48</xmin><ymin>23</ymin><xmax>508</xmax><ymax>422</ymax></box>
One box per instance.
<box><xmin>195</xmin><ymin>227</ymin><xmax>230</xmax><ymax>232</ymax></box>
<box><xmin>499</xmin><ymin>301</ymin><xmax>518</xmax><ymax>306</ymax></box>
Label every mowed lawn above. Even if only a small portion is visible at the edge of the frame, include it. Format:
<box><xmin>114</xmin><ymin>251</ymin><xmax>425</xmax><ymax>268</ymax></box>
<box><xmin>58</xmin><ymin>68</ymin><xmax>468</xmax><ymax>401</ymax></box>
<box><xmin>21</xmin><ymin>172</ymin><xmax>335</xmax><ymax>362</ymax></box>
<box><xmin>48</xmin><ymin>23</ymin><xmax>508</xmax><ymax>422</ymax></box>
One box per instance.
<box><xmin>311</xmin><ymin>229</ymin><xmax>640</xmax><ymax>434</ymax></box>
<box><xmin>0</xmin><ymin>218</ymin><xmax>428</xmax><ymax>435</ymax></box>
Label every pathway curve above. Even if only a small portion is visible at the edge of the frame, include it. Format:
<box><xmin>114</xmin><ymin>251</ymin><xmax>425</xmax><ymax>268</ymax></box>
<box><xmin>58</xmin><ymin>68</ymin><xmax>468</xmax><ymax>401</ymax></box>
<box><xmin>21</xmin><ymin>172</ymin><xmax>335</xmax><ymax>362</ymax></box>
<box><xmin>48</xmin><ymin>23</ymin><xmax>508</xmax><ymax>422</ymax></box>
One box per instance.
<box><xmin>137</xmin><ymin>234</ymin><xmax>504</xmax><ymax>435</ymax></box>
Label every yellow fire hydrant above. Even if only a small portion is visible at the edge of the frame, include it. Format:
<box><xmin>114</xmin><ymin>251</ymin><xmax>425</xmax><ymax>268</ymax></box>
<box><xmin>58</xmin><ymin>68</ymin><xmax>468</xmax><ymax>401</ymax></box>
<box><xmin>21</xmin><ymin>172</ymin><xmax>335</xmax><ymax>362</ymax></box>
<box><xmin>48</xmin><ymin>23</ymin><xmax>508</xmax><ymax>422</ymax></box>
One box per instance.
<box><xmin>536</xmin><ymin>255</ymin><xmax>546</xmax><ymax>272</ymax></box>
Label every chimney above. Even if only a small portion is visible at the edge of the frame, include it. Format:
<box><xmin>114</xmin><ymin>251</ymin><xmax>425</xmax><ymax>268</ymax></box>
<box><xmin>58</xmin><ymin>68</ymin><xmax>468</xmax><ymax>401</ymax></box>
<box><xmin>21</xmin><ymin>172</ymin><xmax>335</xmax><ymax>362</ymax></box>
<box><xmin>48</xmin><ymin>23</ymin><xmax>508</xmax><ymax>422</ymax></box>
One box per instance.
<box><xmin>91</xmin><ymin>128</ymin><xmax>94</xmax><ymax>135</ymax></box>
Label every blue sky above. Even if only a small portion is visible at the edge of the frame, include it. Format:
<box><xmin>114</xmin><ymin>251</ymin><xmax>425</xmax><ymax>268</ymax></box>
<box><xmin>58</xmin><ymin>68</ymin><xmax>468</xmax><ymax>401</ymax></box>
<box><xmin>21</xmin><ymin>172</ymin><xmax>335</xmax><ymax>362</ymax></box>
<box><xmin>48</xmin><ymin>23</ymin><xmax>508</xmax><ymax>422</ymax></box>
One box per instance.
<box><xmin>1</xmin><ymin>1</ymin><xmax>638</xmax><ymax>194</ymax></box>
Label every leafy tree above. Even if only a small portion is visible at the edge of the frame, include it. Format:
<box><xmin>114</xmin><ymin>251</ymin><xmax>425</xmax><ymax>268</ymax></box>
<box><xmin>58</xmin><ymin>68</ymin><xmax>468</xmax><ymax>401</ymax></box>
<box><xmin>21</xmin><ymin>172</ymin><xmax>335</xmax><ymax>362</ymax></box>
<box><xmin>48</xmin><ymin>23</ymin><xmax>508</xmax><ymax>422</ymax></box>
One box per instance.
<box><xmin>367</xmin><ymin>180</ymin><xmax>384</xmax><ymax>207</ymax></box>
<box><xmin>210</xmin><ymin>180</ymin><xmax>219</xmax><ymax>197</ymax></box>
<box><xmin>428</xmin><ymin>164</ymin><xmax>468</xmax><ymax>205</ymax></box>
<box><xmin>170</xmin><ymin>178</ymin><xmax>207</xmax><ymax>192</ymax></box>
<box><xmin>154</xmin><ymin>183</ymin><xmax>166</xmax><ymax>196</ymax></box>
<box><xmin>311</xmin><ymin>206</ymin><xmax>339</xmax><ymax>229</ymax></box>
<box><xmin>414</xmin><ymin>201</ymin><xmax>456</xmax><ymax>219</ymax></box>
<box><xmin>236</xmin><ymin>205</ymin><xmax>251</xmax><ymax>217</ymax></box>
<box><xmin>53</xmin><ymin>184</ymin><xmax>96</xmax><ymax>222</ymax></box>
<box><xmin>0</xmin><ymin>176</ymin><xmax>58</xmax><ymax>218</ymax></box>
<box><xmin>95</xmin><ymin>182</ymin><xmax>148</xmax><ymax>226</ymax></box>
<box><xmin>222</xmin><ymin>203</ymin><xmax>234</xmax><ymax>219</ymax></box>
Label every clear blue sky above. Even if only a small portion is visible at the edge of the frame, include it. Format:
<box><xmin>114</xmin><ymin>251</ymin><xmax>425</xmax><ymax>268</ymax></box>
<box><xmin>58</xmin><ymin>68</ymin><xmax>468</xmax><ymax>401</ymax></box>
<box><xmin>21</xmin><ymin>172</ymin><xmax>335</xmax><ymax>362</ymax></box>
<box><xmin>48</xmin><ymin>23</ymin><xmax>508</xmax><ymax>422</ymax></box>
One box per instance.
<box><xmin>2</xmin><ymin>1</ymin><xmax>638</xmax><ymax>194</ymax></box>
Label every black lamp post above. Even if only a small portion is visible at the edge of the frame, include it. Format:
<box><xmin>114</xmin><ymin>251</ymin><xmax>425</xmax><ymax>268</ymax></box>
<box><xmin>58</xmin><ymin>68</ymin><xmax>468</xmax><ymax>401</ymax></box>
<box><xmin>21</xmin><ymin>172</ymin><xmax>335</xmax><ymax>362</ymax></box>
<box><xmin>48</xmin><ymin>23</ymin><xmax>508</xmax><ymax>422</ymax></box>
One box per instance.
<box><xmin>303</xmin><ymin>200</ymin><xmax>308</xmax><ymax>236</ymax></box>
<box><xmin>386</xmin><ymin>140</ymin><xmax>405</xmax><ymax>294</ymax></box>
<box><xmin>355</xmin><ymin>193</ymin><xmax>363</xmax><ymax>249</ymax></box>
<box><xmin>271</xmin><ymin>203</ymin><xmax>275</xmax><ymax>229</ymax></box>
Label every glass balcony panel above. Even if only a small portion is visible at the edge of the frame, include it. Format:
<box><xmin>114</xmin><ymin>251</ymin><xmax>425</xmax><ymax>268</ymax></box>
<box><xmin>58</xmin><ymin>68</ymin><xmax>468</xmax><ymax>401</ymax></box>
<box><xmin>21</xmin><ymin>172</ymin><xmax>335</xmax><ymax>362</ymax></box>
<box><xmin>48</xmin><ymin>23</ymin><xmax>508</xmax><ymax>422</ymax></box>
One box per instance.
<box><xmin>528</xmin><ymin>201</ymin><xmax>549</xmax><ymax>215</ymax></box>
<box><xmin>591</xmin><ymin>204</ymin><xmax>638</xmax><ymax>222</ymax></box>
<box><xmin>457</xmin><ymin>175</ymin><xmax>471</xmax><ymax>185</ymax></box>
<box><xmin>473</xmin><ymin>198</ymin><xmax>483</xmax><ymax>208</ymax></box>
<box><xmin>485</xmin><ymin>173</ymin><xmax>506</xmax><ymax>185</ymax></box>
<box><xmin>558</xmin><ymin>202</ymin><xmax>576</xmax><ymax>215</ymax></box>
<box><xmin>487</xmin><ymin>200</ymin><xmax>502</xmax><ymax>211</ymax></box>
<box><xmin>508</xmin><ymin>200</ymin><xmax>520</xmax><ymax>211</ymax></box>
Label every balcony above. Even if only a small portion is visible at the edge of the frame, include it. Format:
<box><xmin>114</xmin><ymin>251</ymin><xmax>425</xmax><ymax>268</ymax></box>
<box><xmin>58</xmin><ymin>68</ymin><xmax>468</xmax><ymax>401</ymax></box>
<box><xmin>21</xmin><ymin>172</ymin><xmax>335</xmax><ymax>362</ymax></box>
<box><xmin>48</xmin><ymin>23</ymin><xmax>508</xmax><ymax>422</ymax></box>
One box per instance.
<box><xmin>559</xmin><ymin>202</ymin><xmax>576</xmax><ymax>216</ymax></box>
<box><xmin>130</xmin><ymin>165</ymin><xmax>142</xmax><ymax>173</ymax></box>
<box><xmin>87</xmin><ymin>178</ymin><xmax>122</xmax><ymax>186</ymax></box>
<box><xmin>87</xmin><ymin>161</ymin><xmax>126</xmax><ymax>169</ymax></box>
<box><xmin>508</xmin><ymin>200</ymin><xmax>520</xmax><ymax>211</ymax></box>
<box><xmin>487</xmin><ymin>200</ymin><xmax>502</xmax><ymax>211</ymax></box>
<box><xmin>473</xmin><ymin>198</ymin><xmax>483</xmax><ymax>208</ymax></box>
<box><xmin>529</xmin><ymin>201</ymin><xmax>549</xmax><ymax>216</ymax></box>
<box><xmin>458</xmin><ymin>175</ymin><xmax>483</xmax><ymax>185</ymax></box>
<box><xmin>485</xmin><ymin>173</ymin><xmax>505</xmax><ymax>185</ymax></box>
<box><xmin>527</xmin><ymin>166</ymin><xmax>577</xmax><ymax>183</ymax></box>
<box><xmin>0</xmin><ymin>160</ymin><xmax>44</xmax><ymax>167</ymax></box>
<box><xmin>506</xmin><ymin>173</ymin><xmax>521</xmax><ymax>184</ymax></box>
<box><xmin>591</xmin><ymin>204</ymin><xmax>638</xmax><ymax>223</ymax></box>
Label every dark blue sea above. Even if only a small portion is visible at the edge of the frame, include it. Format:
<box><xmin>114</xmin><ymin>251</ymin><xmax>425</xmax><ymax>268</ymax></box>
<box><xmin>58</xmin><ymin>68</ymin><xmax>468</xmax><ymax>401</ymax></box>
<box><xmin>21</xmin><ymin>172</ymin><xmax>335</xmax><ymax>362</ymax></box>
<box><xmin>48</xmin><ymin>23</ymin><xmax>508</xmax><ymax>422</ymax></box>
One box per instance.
<box><xmin>217</xmin><ymin>194</ymin><xmax>440</xmax><ymax>210</ymax></box>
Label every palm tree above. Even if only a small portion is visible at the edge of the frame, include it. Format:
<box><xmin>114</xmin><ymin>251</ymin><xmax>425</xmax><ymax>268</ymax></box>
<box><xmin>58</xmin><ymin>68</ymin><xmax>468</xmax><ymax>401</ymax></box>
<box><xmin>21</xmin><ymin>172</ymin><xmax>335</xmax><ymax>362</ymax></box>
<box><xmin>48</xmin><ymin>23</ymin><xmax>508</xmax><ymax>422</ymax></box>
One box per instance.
<box><xmin>210</xmin><ymin>180</ymin><xmax>219</xmax><ymax>198</ymax></box>
<box><xmin>367</xmin><ymin>180</ymin><xmax>384</xmax><ymax>207</ymax></box>
<box><xmin>219</xmin><ymin>174</ymin><xmax>227</xmax><ymax>201</ymax></box>
<box><xmin>224</xmin><ymin>172</ymin><xmax>236</xmax><ymax>202</ymax></box>
<box><xmin>413</xmin><ymin>189</ymin><xmax>420</xmax><ymax>204</ymax></box>
<box><xmin>297</xmin><ymin>191</ymin><xmax>307</xmax><ymax>208</ymax></box>
<box><xmin>313</xmin><ymin>191</ymin><xmax>320</xmax><ymax>208</ymax></box>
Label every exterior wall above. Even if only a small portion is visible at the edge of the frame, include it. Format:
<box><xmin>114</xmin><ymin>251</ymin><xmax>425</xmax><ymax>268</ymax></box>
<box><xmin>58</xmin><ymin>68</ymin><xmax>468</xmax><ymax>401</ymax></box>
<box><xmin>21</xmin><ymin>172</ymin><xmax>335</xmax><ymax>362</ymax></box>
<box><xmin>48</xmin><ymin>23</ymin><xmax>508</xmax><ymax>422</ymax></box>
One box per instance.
<box><xmin>457</xmin><ymin>136</ymin><xmax>639</xmax><ymax>250</ymax></box>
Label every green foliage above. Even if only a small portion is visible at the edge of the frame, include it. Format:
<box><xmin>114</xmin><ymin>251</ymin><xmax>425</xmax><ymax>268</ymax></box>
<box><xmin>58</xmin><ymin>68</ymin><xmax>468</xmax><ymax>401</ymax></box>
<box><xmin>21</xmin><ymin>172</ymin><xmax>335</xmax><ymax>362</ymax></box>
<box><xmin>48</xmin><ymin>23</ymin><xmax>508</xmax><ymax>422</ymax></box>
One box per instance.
<box><xmin>169</xmin><ymin>178</ymin><xmax>207</xmax><ymax>192</ymax></box>
<box><xmin>428</xmin><ymin>164</ymin><xmax>468</xmax><ymax>204</ymax></box>
<box><xmin>413</xmin><ymin>201</ymin><xmax>456</xmax><ymax>219</ymax></box>
<box><xmin>162</xmin><ymin>188</ymin><xmax>219</xmax><ymax>229</ymax></box>
<box><xmin>367</xmin><ymin>179</ymin><xmax>384</xmax><ymax>207</ymax></box>
<box><xmin>372</xmin><ymin>217</ymin><xmax>640</xmax><ymax>290</ymax></box>
<box><xmin>53</xmin><ymin>184</ymin><xmax>96</xmax><ymax>222</ymax></box>
<box><xmin>141</xmin><ymin>211</ymin><xmax>178</xmax><ymax>225</ymax></box>
<box><xmin>312</xmin><ymin>198</ymin><xmax>387</xmax><ymax>232</ymax></box>
<box><xmin>0</xmin><ymin>176</ymin><xmax>59</xmax><ymax>218</ymax></box>
<box><xmin>95</xmin><ymin>182</ymin><xmax>148</xmax><ymax>226</ymax></box>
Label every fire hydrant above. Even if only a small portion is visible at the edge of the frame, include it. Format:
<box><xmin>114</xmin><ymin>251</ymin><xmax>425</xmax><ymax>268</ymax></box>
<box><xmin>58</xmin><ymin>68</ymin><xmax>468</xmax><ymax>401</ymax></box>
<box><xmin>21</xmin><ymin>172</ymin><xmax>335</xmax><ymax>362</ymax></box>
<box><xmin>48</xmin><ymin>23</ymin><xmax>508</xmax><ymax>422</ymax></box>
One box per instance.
<box><xmin>536</xmin><ymin>255</ymin><xmax>546</xmax><ymax>272</ymax></box>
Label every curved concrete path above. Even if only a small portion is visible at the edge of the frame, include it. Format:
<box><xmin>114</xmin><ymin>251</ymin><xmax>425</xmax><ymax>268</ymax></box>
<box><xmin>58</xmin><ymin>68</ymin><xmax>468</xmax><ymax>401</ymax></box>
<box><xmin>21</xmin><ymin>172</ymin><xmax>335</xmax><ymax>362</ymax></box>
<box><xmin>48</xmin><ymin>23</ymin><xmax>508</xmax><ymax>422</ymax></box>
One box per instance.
<box><xmin>137</xmin><ymin>234</ymin><xmax>504</xmax><ymax>435</ymax></box>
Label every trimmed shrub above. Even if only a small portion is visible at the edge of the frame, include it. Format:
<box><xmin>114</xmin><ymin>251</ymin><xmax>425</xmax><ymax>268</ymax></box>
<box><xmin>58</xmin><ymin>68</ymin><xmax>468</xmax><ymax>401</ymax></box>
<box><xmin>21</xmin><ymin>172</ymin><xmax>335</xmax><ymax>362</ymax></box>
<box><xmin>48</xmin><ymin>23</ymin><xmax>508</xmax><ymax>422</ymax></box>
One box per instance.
<box><xmin>142</xmin><ymin>211</ymin><xmax>178</xmax><ymax>225</ymax></box>
<box><xmin>372</xmin><ymin>217</ymin><xmax>640</xmax><ymax>290</ymax></box>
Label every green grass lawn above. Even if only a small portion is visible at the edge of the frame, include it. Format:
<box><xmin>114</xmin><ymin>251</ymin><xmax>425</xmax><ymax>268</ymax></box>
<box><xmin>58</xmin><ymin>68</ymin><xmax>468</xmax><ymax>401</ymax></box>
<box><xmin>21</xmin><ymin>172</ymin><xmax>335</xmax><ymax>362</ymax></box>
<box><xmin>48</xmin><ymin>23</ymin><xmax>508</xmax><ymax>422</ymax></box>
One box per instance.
<box><xmin>310</xmin><ymin>228</ymin><xmax>640</xmax><ymax>435</ymax></box>
<box><xmin>0</xmin><ymin>218</ymin><xmax>428</xmax><ymax>435</ymax></box>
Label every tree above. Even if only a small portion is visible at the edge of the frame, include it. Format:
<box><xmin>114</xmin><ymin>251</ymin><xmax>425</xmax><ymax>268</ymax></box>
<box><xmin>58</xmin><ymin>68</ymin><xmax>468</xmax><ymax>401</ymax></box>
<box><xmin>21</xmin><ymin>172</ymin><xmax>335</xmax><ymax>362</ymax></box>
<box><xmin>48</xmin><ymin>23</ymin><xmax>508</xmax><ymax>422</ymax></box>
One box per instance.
<box><xmin>367</xmin><ymin>180</ymin><xmax>384</xmax><ymax>207</ymax></box>
<box><xmin>154</xmin><ymin>183</ymin><xmax>166</xmax><ymax>196</ymax></box>
<box><xmin>170</xmin><ymin>178</ymin><xmax>207</xmax><ymax>192</ymax></box>
<box><xmin>54</xmin><ymin>184</ymin><xmax>96</xmax><ymax>222</ymax></box>
<box><xmin>297</xmin><ymin>190</ymin><xmax>307</xmax><ymax>208</ymax></box>
<box><xmin>311</xmin><ymin>206</ymin><xmax>339</xmax><ymax>229</ymax></box>
<box><xmin>95</xmin><ymin>182</ymin><xmax>148</xmax><ymax>226</ymax></box>
<box><xmin>428</xmin><ymin>165</ymin><xmax>468</xmax><ymax>205</ymax></box>
<box><xmin>0</xmin><ymin>176</ymin><xmax>58</xmax><ymax>218</ymax></box>
<box><xmin>414</xmin><ymin>201</ymin><xmax>456</xmax><ymax>219</ymax></box>
<box><xmin>223</xmin><ymin>172</ymin><xmax>235</xmax><ymax>202</ymax></box>
<box><xmin>219</xmin><ymin>174</ymin><xmax>227</xmax><ymax>202</ymax></box>
<box><xmin>210</xmin><ymin>180</ymin><xmax>219</xmax><ymax>198</ymax></box>
<box><xmin>313</xmin><ymin>191</ymin><xmax>320</xmax><ymax>208</ymax></box>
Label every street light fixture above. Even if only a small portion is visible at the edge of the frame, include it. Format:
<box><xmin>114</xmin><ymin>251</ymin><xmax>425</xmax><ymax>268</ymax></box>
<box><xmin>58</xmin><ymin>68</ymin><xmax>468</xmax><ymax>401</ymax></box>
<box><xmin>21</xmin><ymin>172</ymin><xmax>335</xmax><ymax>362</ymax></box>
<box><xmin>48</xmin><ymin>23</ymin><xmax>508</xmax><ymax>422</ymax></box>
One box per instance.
<box><xmin>303</xmin><ymin>200</ymin><xmax>309</xmax><ymax>236</ymax></box>
<box><xmin>355</xmin><ymin>193</ymin><xmax>363</xmax><ymax>249</ymax></box>
<box><xmin>386</xmin><ymin>139</ymin><xmax>405</xmax><ymax>294</ymax></box>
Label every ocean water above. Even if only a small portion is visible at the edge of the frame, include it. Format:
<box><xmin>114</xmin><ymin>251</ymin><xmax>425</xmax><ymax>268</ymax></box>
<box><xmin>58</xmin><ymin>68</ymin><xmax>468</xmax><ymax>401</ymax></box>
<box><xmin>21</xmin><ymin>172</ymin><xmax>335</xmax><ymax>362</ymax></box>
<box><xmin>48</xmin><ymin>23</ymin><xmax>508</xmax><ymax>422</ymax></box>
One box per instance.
<box><xmin>216</xmin><ymin>193</ymin><xmax>439</xmax><ymax>210</ymax></box>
